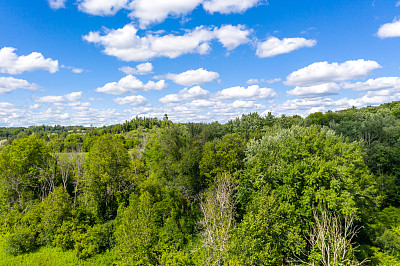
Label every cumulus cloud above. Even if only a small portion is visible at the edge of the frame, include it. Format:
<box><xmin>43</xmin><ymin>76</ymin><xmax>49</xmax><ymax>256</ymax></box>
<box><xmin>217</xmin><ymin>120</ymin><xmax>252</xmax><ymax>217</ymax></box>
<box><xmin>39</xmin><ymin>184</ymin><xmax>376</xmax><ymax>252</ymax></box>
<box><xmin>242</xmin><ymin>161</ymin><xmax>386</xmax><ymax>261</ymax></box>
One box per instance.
<box><xmin>78</xmin><ymin>0</ymin><xmax>129</xmax><ymax>16</ymax></box>
<box><xmin>341</xmin><ymin>77</ymin><xmax>400</xmax><ymax>91</ymax></box>
<box><xmin>214</xmin><ymin>85</ymin><xmax>277</xmax><ymax>100</ymax></box>
<box><xmin>162</xmin><ymin>68</ymin><xmax>219</xmax><ymax>86</ymax></box>
<box><xmin>96</xmin><ymin>75</ymin><xmax>167</xmax><ymax>94</ymax></box>
<box><xmin>213</xmin><ymin>25</ymin><xmax>251</xmax><ymax>50</ymax></box>
<box><xmin>0</xmin><ymin>47</ymin><xmax>59</xmax><ymax>74</ymax></box>
<box><xmin>83</xmin><ymin>24</ymin><xmax>215</xmax><ymax>61</ymax></box>
<box><xmin>119</xmin><ymin>62</ymin><xmax>153</xmax><ymax>75</ymax></box>
<box><xmin>83</xmin><ymin>24</ymin><xmax>252</xmax><ymax>61</ymax></box>
<box><xmin>128</xmin><ymin>0</ymin><xmax>202</xmax><ymax>28</ymax></box>
<box><xmin>287</xmin><ymin>83</ymin><xmax>340</xmax><ymax>98</ymax></box>
<box><xmin>285</xmin><ymin>59</ymin><xmax>381</xmax><ymax>86</ymax></box>
<box><xmin>36</xmin><ymin>91</ymin><xmax>82</xmax><ymax>103</ymax></box>
<box><xmin>256</xmin><ymin>37</ymin><xmax>316</xmax><ymax>58</ymax></box>
<box><xmin>377</xmin><ymin>19</ymin><xmax>400</xmax><ymax>38</ymax></box>
<box><xmin>0</xmin><ymin>77</ymin><xmax>40</xmax><ymax>94</ymax></box>
<box><xmin>48</xmin><ymin>0</ymin><xmax>67</xmax><ymax>9</ymax></box>
<box><xmin>159</xmin><ymin>86</ymin><xmax>209</xmax><ymax>103</ymax></box>
<box><xmin>203</xmin><ymin>0</ymin><xmax>265</xmax><ymax>14</ymax></box>
<box><xmin>113</xmin><ymin>95</ymin><xmax>148</xmax><ymax>105</ymax></box>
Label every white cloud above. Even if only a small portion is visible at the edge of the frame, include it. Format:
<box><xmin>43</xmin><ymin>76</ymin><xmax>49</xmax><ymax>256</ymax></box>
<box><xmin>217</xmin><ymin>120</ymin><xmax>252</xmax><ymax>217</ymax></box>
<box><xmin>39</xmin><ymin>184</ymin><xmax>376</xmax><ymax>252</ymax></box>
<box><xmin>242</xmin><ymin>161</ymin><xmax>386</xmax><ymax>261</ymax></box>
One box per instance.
<box><xmin>48</xmin><ymin>0</ymin><xmax>67</xmax><ymax>9</ymax></box>
<box><xmin>348</xmin><ymin>90</ymin><xmax>399</xmax><ymax>107</ymax></box>
<box><xmin>213</xmin><ymin>25</ymin><xmax>251</xmax><ymax>50</ymax></box>
<box><xmin>83</xmin><ymin>24</ymin><xmax>251</xmax><ymax>61</ymax></box>
<box><xmin>128</xmin><ymin>0</ymin><xmax>202</xmax><ymax>28</ymax></box>
<box><xmin>62</xmin><ymin>65</ymin><xmax>85</xmax><ymax>73</ymax></box>
<box><xmin>0</xmin><ymin>47</ymin><xmax>59</xmax><ymax>74</ymax></box>
<box><xmin>83</xmin><ymin>24</ymin><xmax>215</xmax><ymax>61</ymax></box>
<box><xmin>377</xmin><ymin>18</ymin><xmax>400</xmax><ymax>38</ymax></box>
<box><xmin>96</xmin><ymin>75</ymin><xmax>167</xmax><ymax>94</ymax></box>
<box><xmin>113</xmin><ymin>95</ymin><xmax>148</xmax><ymax>105</ymax></box>
<box><xmin>256</xmin><ymin>36</ymin><xmax>316</xmax><ymax>58</ymax></box>
<box><xmin>159</xmin><ymin>86</ymin><xmax>209</xmax><ymax>103</ymax></box>
<box><xmin>246</xmin><ymin>78</ymin><xmax>281</xmax><ymax>84</ymax></box>
<box><xmin>341</xmin><ymin>77</ymin><xmax>400</xmax><ymax>91</ymax></box>
<box><xmin>163</xmin><ymin>68</ymin><xmax>219</xmax><ymax>86</ymax></box>
<box><xmin>232</xmin><ymin>100</ymin><xmax>257</xmax><ymax>108</ymax></box>
<box><xmin>36</xmin><ymin>91</ymin><xmax>82</xmax><ymax>103</ymax></box>
<box><xmin>397</xmin><ymin>0</ymin><xmax>400</xmax><ymax>7</ymax></box>
<box><xmin>0</xmin><ymin>77</ymin><xmax>39</xmax><ymax>94</ymax></box>
<box><xmin>214</xmin><ymin>85</ymin><xmax>277</xmax><ymax>100</ymax></box>
<box><xmin>119</xmin><ymin>62</ymin><xmax>153</xmax><ymax>75</ymax></box>
<box><xmin>285</xmin><ymin>59</ymin><xmax>381</xmax><ymax>86</ymax></box>
<box><xmin>203</xmin><ymin>0</ymin><xmax>265</xmax><ymax>14</ymax></box>
<box><xmin>78</xmin><ymin>0</ymin><xmax>129</xmax><ymax>16</ymax></box>
<box><xmin>287</xmin><ymin>83</ymin><xmax>340</xmax><ymax>98</ymax></box>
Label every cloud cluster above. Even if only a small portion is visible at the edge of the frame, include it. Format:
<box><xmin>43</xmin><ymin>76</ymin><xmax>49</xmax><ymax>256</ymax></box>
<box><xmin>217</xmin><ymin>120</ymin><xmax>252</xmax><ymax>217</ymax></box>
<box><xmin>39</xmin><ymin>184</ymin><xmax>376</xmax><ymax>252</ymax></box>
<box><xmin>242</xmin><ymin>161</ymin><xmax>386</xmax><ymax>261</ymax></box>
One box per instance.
<box><xmin>96</xmin><ymin>75</ymin><xmax>167</xmax><ymax>94</ymax></box>
<box><xmin>341</xmin><ymin>77</ymin><xmax>400</xmax><ymax>91</ymax></box>
<box><xmin>73</xmin><ymin>0</ymin><xmax>265</xmax><ymax>28</ymax></box>
<box><xmin>83</xmin><ymin>24</ymin><xmax>251</xmax><ymax>61</ymax></box>
<box><xmin>256</xmin><ymin>37</ymin><xmax>316</xmax><ymax>58</ymax></box>
<box><xmin>114</xmin><ymin>95</ymin><xmax>148</xmax><ymax>105</ymax></box>
<box><xmin>119</xmin><ymin>62</ymin><xmax>153</xmax><ymax>75</ymax></box>
<box><xmin>214</xmin><ymin>85</ymin><xmax>277</xmax><ymax>100</ymax></box>
<box><xmin>35</xmin><ymin>91</ymin><xmax>83</xmax><ymax>103</ymax></box>
<box><xmin>162</xmin><ymin>68</ymin><xmax>219</xmax><ymax>86</ymax></box>
<box><xmin>0</xmin><ymin>77</ymin><xmax>39</xmax><ymax>94</ymax></box>
<box><xmin>287</xmin><ymin>83</ymin><xmax>340</xmax><ymax>98</ymax></box>
<box><xmin>128</xmin><ymin>0</ymin><xmax>202</xmax><ymax>28</ymax></box>
<box><xmin>0</xmin><ymin>47</ymin><xmax>59</xmax><ymax>74</ymax></box>
<box><xmin>377</xmin><ymin>19</ymin><xmax>400</xmax><ymax>38</ymax></box>
<box><xmin>285</xmin><ymin>59</ymin><xmax>381</xmax><ymax>86</ymax></box>
<box><xmin>159</xmin><ymin>86</ymin><xmax>209</xmax><ymax>103</ymax></box>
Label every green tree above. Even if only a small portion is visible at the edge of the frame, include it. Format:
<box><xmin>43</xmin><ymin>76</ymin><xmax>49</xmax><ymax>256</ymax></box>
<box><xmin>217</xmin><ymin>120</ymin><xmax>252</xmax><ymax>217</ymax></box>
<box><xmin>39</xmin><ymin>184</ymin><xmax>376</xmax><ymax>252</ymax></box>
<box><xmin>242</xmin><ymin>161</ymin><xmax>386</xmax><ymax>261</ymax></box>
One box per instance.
<box><xmin>84</xmin><ymin>134</ymin><xmax>132</xmax><ymax>221</ymax></box>
<box><xmin>237</xmin><ymin>126</ymin><xmax>379</xmax><ymax>262</ymax></box>
<box><xmin>0</xmin><ymin>136</ymin><xmax>51</xmax><ymax>207</ymax></box>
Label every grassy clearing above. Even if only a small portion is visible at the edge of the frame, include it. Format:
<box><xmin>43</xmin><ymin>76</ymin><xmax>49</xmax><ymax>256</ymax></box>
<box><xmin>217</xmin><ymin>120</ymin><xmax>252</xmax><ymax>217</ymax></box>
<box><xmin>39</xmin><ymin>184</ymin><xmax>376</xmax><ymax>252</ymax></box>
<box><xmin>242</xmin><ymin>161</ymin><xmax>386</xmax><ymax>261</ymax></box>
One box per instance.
<box><xmin>0</xmin><ymin>235</ymin><xmax>117</xmax><ymax>266</ymax></box>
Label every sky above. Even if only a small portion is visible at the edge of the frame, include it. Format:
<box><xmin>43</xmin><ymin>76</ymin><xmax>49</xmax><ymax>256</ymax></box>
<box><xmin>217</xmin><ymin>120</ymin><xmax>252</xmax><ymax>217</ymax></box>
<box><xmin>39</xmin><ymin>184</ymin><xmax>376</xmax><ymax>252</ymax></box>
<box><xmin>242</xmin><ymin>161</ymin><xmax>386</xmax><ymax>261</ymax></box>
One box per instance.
<box><xmin>1</xmin><ymin>0</ymin><xmax>400</xmax><ymax>126</ymax></box>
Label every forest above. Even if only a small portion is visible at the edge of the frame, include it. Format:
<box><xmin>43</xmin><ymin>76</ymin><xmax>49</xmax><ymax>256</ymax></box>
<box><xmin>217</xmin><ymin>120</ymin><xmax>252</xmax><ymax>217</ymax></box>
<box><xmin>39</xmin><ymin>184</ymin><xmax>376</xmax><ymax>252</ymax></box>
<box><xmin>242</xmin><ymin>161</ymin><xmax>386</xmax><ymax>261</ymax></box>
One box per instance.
<box><xmin>0</xmin><ymin>101</ymin><xmax>400</xmax><ymax>265</ymax></box>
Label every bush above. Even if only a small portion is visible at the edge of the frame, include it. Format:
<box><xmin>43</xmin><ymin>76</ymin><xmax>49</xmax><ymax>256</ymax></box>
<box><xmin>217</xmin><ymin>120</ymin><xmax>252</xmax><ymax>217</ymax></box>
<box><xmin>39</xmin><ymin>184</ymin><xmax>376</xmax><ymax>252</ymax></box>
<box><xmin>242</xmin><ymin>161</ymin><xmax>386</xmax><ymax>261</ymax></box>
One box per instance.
<box><xmin>4</xmin><ymin>230</ymin><xmax>37</xmax><ymax>256</ymax></box>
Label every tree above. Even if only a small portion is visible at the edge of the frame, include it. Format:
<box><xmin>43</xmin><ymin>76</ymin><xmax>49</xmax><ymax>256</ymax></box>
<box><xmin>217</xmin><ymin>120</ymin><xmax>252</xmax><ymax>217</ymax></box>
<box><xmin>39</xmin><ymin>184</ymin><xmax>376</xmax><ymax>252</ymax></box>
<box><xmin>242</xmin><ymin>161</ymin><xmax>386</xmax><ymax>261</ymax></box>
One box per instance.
<box><xmin>84</xmin><ymin>134</ymin><xmax>132</xmax><ymax>221</ymax></box>
<box><xmin>200</xmin><ymin>174</ymin><xmax>236</xmax><ymax>265</ymax></box>
<box><xmin>0</xmin><ymin>136</ymin><xmax>51</xmax><ymax>207</ymax></box>
<box><xmin>115</xmin><ymin>192</ymin><xmax>157</xmax><ymax>265</ymax></box>
<box><xmin>238</xmin><ymin>126</ymin><xmax>379</xmax><ymax>262</ymax></box>
<box><xmin>199</xmin><ymin>133</ymin><xmax>246</xmax><ymax>183</ymax></box>
<box><xmin>294</xmin><ymin>207</ymin><xmax>366</xmax><ymax>266</ymax></box>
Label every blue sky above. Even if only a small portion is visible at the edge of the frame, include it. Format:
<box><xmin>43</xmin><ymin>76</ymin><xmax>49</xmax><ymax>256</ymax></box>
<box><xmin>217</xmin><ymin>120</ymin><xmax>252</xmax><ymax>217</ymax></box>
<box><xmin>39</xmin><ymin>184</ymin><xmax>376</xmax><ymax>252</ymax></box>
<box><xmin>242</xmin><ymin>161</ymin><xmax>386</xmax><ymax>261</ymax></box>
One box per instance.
<box><xmin>1</xmin><ymin>0</ymin><xmax>400</xmax><ymax>126</ymax></box>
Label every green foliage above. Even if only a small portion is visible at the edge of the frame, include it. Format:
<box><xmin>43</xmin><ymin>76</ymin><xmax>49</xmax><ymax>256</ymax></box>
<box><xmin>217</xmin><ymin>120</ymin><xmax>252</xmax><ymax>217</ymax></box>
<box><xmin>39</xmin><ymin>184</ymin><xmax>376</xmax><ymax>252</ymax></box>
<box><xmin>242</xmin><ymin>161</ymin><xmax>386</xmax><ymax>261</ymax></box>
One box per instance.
<box><xmin>74</xmin><ymin>221</ymin><xmax>115</xmax><ymax>259</ymax></box>
<box><xmin>230</xmin><ymin>186</ymin><xmax>304</xmax><ymax>265</ymax></box>
<box><xmin>4</xmin><ymin>230</ymin><xmax>37</xmax><ymax>256</ymax></box>
<box><xmin>199</xmin><ymin>133</ymin><xmax>246</xmax><ymax>183</ymax></box>
<box><xmin>0</xmin><ymin>136</ymin><xmax>51</xmax><ymax>206</ymax></box>
<box><xmin>84</xmin><ymin>134</ymin><xmax>132</xmax><ymax>221</ymax></box>
<box><xmin>115</xmin><ymin>192</ymin><xmax>158</xmax><ymax>264</ymax></box>
<box><xmin>1</xmin><ymin>104</ymin><xmax>400</xmax><ymax>264</ymax></box>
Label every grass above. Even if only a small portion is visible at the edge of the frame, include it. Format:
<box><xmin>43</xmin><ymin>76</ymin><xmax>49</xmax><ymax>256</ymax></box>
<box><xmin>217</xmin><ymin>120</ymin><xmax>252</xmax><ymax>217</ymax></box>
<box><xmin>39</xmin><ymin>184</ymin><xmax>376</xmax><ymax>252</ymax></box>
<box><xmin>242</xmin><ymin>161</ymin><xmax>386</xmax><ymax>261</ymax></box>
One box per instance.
<box><xmin>0</xmin><ymin>235</ymin><xmax>117</xmax><ymax>266</ymax></box>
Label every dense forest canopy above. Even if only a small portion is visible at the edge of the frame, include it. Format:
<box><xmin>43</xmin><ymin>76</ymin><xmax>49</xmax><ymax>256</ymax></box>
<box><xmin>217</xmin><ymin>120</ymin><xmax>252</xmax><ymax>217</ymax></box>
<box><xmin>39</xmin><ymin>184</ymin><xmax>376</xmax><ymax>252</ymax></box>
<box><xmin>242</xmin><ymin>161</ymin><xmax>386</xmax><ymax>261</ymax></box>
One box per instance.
<box><xmin>0</xmin><ymin>102</ymin><xmax>400</xmax><ymax>265</ymax></box>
